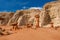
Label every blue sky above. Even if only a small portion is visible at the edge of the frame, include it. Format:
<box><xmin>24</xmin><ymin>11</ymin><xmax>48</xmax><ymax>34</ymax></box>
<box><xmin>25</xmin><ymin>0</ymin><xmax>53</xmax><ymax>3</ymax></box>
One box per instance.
<box><xmin>0</xmin><ymin>0</ymin><xmax>56</xmax><ymax>12</ymax></box>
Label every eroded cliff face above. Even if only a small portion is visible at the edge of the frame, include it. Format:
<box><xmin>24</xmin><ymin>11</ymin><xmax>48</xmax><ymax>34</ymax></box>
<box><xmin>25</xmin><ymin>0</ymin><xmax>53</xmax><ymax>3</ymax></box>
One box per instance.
<box><xmin>0</xmin><ymin>12</ymin><xmax>14</xmax><ymax>26</ymax></box>
<box><xmin>7</xmin><ymin>10</ymin><xmax>24</xmax><ymax>26</ymax></box>
<box><xmin>0</xmin><ymin>9</ymin><xmax>41</xmax><ymax>28</ymax></box>
<box><xmin>0</xmin><ymin>1</ymin><xmax>60</xmax><ymax>28</ymax></box>
<box><xmin>17</xmin><ymin>9</ymin><xmax>41</xmax><ymax>27</ymax></box>
<box><xmin>43</xmin><ymin>1</ymin><xmax>60</xmax><ymax>27</ymax></box>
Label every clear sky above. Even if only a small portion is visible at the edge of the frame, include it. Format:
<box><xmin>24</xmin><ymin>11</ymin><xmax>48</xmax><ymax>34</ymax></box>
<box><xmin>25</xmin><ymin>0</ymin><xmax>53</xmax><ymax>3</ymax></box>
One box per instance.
<box><xmin>0</xmin><ymin>0</ymin><xmax>56</xmax><ymax>12</ymax></box>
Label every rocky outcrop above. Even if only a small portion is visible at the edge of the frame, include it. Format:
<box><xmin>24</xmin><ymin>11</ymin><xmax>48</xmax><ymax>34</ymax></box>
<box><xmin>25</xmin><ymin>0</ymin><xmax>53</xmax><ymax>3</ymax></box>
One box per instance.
<box><xmin>43</xmin><ymin>1</ymin><xmax>60</xmax><ymax>27</ymax></box>
<box><xmin>39</xmin><ymin>10</ymin><xmax>51</xmax><ymax>27</ymax></box>
<box><xmin>7</xmin><ymin>10</ymin><xmax>24</xmax><ymax>26</ymax></box>
<box><xmin>17</xmin><ymin>9</ymin><xmax>41</xmax><ymax>27</ymax></box>
<box><xmin>0</xmin><ymin>12</ymin><xmax>14</xmax><ymax>26</ymax></box>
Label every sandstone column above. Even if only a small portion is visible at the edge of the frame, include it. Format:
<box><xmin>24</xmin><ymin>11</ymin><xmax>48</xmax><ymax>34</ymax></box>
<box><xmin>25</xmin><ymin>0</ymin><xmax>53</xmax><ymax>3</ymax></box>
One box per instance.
<box><xmin>32</xmin><ymin>14</ymin><xmax>39</xmax><ymax>29</ymax></box>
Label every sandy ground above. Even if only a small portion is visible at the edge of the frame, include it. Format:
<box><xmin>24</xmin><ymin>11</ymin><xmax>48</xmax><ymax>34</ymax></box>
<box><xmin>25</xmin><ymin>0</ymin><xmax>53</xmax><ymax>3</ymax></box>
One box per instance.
<box><xmin>0</xmin><ymin>27</ymin><xmax>60</xmax><ymax>40</ymax></box>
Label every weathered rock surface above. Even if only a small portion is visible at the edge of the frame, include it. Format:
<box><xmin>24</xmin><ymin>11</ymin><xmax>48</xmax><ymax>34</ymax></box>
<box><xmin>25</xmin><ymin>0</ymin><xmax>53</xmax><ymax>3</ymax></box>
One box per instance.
<box><xmin>43</xmin><ymin>1</ymin><xmax>60</xmax><ymax>27</ymax></box>
<box><xmin>17</xmin><ymin>9</ymin><xmax>41</xmax><ymax>27</ymax></box>
<box><xmin>7</xmin><ymin>10</ymin><xmax>24</xmax><ymax>25</ymax></box>
<box><xmin>0</xmin><ymin>12</ymin><xmax>14</xmax><ymax>26</ymax></box>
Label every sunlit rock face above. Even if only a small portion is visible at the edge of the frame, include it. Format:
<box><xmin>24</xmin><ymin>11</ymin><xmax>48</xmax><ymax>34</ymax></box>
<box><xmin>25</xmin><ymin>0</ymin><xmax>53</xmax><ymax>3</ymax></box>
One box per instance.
<box><xmin>7</xmin><ymin>10</ymin><xmax>24</xmax><ymax>26</ymax></box>
<box><xmin>7</xmin><ymin>9</ymin><xmax>41</xmax><ymax>27</ymax></box>
<box><xmin>43</xmin><ymin>1</ymin><xmax>60</xmax><ymax>27</ymax></box>
<box><xmin>17</xmin><ymin>9</ymin><xmax>41</xmax><ymax>27</ymax></box>
<box><xmin>39</xmin><ymin>10</ymin><xmax>51</xmax><ymax>27</ymax></box>
<box><xmin>0</xmin><ymin>12</ymin><xmax>14</xmax><ymax>26</ymax></box>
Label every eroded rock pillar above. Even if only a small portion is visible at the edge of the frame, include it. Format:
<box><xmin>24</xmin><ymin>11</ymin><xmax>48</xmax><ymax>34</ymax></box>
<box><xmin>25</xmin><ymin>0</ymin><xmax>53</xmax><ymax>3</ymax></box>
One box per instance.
<box><xmin>32</xmin><ymin>14</ymin><xmax>39</xmax><ymax>29</ymax></box>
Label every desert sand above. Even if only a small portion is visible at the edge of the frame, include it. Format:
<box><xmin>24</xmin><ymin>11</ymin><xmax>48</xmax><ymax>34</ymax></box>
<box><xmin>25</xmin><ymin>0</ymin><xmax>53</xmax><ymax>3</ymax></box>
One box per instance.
<box><xmin>0</xmin><ymin>26</ymin><xmax>60</xmax><ymax>40</ymax></box>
